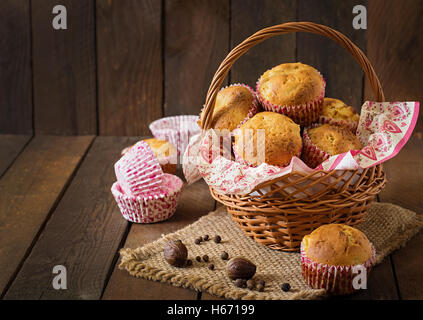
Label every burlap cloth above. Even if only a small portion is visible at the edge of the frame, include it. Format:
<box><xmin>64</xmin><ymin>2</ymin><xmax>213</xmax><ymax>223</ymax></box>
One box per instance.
<box><xmin>119</xmin><ymin>202</ymin><xmax>423</xmax><ymax>300</ymax></box>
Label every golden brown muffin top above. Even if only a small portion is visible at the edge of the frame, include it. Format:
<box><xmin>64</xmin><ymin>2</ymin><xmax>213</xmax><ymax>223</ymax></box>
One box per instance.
<box><xmin>307</xmin><ymin>124</ymin><xmax>363</xmax><ymax>155</ymax></box>
<box><xmin>321</xmin><ymin>98</ymin><xmax>360</xmax><ymax>122</ymax></box>
<box><xmin>200</xmin><ymin>85</ymin><xmax>254</xmax><ymax>132</ymax></box>
<box><xmin>234</xmin><ymin>112</ymin><xmax>302</xmax><ymax>167</ymax></box>
<box><xmin>143</xmin><ymin>138</ymin><xmax>176</xmax><ymax>158</ymax></box>
<box><xmin>258</xmin><ymin>62</ymin><xmax>324</xmax><ymax>106</ymax></box>
<box><xmin>302</xmin><ymin>224</ymin><xmax>372</xmax><ymax>266</ymax></box>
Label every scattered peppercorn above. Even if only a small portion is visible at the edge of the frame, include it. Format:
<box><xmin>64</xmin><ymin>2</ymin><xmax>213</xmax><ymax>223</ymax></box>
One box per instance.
<box><xmin>257</xmin><ymin>284</ymin><xmax>264</xmax><ymax>292</ymax></box>
<box><xmin>194</xmin><ymin>238</ymin><xmax>201</xmax><ymax>245</ymax></box>
<box><xmin>258</xmin><ymin>280</ymin><xmax>265</xmax><ymax>286</ymax></box>
<box><xmin>202</xmin><ymin>255</ymin><xmax>209</xmax><ymax>262</ymax></box>
<box><xmin>214</xmin><ymin>235</ymin><xmax>222</xmax><ymax>243</ymax></box>
<box><xmin>186</xmin><ymin>259</ymin><xmax>192</xmax><ymax>266</ymax></box>
<box><xmin>235</xmin><ymin>279</ymin><xmax>247</xmax><ymax>288</ymax></box>
<box><xmin>203</xmin><ymin>235</ymin><xmax>209</xmax><ymax>241</ymax></box>
<box><xmin>208</xmin><ymin>264</ymin><xmax>215</xmax><ymax>270</ymax></box>
<box><xmin>281</xmin><ymin>283</ymin><xmax>291</xmax><ymax>292</ymax></box>
<box><xmin>246</xmin><ymin>279</ymin><xmax>255</xmax><ymax>290</ymax></box>
<box><xmin>196</xmin><ymin>256</ymin><xmax>201</xmax><ymax>262</ymax></box>
<box><xmin>221</xmin><ymin>251</ymin><xmax>229</xmax><ymax>260</ymax></box>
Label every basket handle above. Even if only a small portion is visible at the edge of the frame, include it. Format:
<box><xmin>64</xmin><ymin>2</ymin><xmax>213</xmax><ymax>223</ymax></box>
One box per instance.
<box><xmin>200</xmin><ymin>22</ymin><xmax>385</xmax><ymax>130</ymax></box>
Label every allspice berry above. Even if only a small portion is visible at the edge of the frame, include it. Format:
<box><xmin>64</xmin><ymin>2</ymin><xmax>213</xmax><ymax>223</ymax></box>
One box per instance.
<box><xmin>194</xmin><ymin>238</ymin><xmax>201</xmax><ymax>245</ymax></box>
<box><xmin>246</xmin><ymin>279</ymin><xmax>255</xmax><ymax>290</ymax></box>
<box><xmin>186</xmin><ymin>259</ymin><xmax>192</xmax><ymax>267</ymax></box>
<box><xmin>226</xmin><ymin>257</ymin><xmax>256</xmax><ymax>280</ymax></box>
<box><xmin>214</xmin><ymin>235</ymin><xmax>222</xmax><ymax>243</ymax></box>
<box><xmin>257</xmin><ymin>284</ymin><xmax>264</xmax><ymax>292</ymax></box>
<box><xmin>221</xmin><ymin>251</ymin><xmax>229</xmax><ymax>260</ymax></box>
<box><xmin>203</xmin><ymin>235</ymin><xmax>209</xmax><ymax>241</ymax></box>
<box><xmin>196</xmin><ymin>256</ymin><xmax>202</xmax><ymax>262</ymax></box>
<box><xmin>202</xmin><ymin>255</ymin><xmax>209</xmax><ymax>262</ymax></box>
<box><xmin>163</xmin><ymin>240</ymin><xmax>188</xmax><ymax>267</ymax></box>
<box><xmin>208</xmin><ymin>264</ymin><xmax>215</xmax><ymax>270</ymax></box>
<box><xmin>235</xmin><ymin>279</ymin><xmax>247</xmax><ymax>288</ymax></box>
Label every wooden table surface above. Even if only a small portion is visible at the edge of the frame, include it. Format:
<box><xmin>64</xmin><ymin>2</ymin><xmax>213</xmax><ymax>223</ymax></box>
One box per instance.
<box><xmin>0</xmin><ymin>132</ymin><xmax>422</xmax><ymax>300</ymax></box>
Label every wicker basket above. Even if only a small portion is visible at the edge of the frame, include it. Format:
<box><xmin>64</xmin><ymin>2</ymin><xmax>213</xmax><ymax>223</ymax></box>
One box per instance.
<box><xmin>199</xmin><ymin>22</ymin><xmax>387</xmax><ymax>252</ymax></box>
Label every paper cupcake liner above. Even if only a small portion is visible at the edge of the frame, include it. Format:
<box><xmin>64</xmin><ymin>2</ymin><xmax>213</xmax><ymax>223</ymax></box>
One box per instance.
<box><xmin>300</xmin><ymin>242</ymin><xmax>375</xmax><ymax>295</ymax></box>
<box><xmin>114</xmin><ymin>141</ymin><xmax>163</xmax><ymax>197</ymax></box>
<box><xmin>111</xmin><ymin>174</ymin><xmax>183</xmax><ymax>223</ymax></box>
<box><xmin>149</xmin><ymin>115</ymin><xmax>201</xmax><ymax>157</ymax></box>
<box><xmin>301</xmin><ymin>126</ymin><xmax>331</xmax><ymax>169</ymax></box>
<box><xmin>318</xmin><ymin>115</ymin><xmax>359</xmax><ymax>134</ymax></box>
<box><xmin>256</xmin><ymin>75</ymin><xmax>326</xmax><ymax>127</ymax></box>
<box><xmin>199</xmin><ymin>83</ymin><xmax>260</xmax><ymax>133</ymax></box>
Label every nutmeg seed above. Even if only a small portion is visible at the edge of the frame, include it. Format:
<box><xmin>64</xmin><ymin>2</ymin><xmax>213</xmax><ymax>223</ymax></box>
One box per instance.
<box><xmin>163</xmin><ymin>240</ymin><xmax>188</xmax><ymax>267</ymax></box>
<box><xmin>226</xmin><ymin>257</ymin><xmax>256</xmax><ymax>280</ymax></box>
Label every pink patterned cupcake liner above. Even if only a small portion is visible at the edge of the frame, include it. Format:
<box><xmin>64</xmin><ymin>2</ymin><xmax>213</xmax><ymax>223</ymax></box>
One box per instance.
<box><xmin>199</xmin><ymin>83</ymin><xmax>260</xmax><ymax>133</ymax></box>
<box><xmin>256</xmin><ymin>75</ymin><xmax>326</xmax><ymax>127</ymax></box>
<box><xmin>318</xmin><ymin>115</ymin><xmax>359</xmax><ymax>134</ymax></box>
<box><xmin>114</xmin><ymin>141</ymin><xmax>163</xmax><ymax>197</ymax></box>
<box><xmin>301</xmin><ymin>126</ymin><xmax>331</xmax><ymax>169</ymax></box>
<box><xmin>149</xmin><ymin>115</ymin><xmax>201</xmax><ymax>157</ymax></box>
<box><xmin>300</xmin><ymin>242</ymin><xmax>375</xmax><ymax>295</ymax></box>
<box><xmin>111</xmin><ymin>173</ymin><xmax>183</xmax><ymax>223</ymax></box>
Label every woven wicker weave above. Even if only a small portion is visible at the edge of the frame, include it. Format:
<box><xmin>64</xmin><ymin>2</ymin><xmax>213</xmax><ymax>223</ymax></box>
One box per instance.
<box><xmin>199</xmin><ymin>22</ymin><xmax>387</xmax><ymax>252</ymax></box>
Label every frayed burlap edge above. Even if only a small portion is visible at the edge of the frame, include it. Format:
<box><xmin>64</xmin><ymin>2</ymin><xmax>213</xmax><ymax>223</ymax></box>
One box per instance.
<box><xmin>118</xmin><ymin>205</ymin><xmax>423</xmax><ymax>300</ymax></box>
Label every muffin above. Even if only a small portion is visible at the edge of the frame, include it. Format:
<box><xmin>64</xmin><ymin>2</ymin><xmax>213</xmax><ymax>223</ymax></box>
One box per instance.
<box><xmin>199</xmin><ymin>84</ymin><xmax>258</xmax><ymax>132</ymax></box>
<box><xmin>122</xmin><ymin>138</ymin><xmax>177</xmax><ymax>174</ymax></box>
<box><xmin>256</xmin><ymin>62</ymin><xmax>325</xmax><ymax>126</ymax></box>
<box><xmin>233</xmin><ymin>111</ymin><xmax>302</xmax><ymax>167</ymax></box>
<box><xmin>319</xmin><ymin>98</ymin><xmax>360</xmax><ymax>133</ymax></box>
<box><xmin>301</xmin><ymin>224</ymin><xmax>375</xmax><ymax>295</ymax></box>
<box><xmin>302</xmin><ymin>124</ymin><xmax>363</xmax><ymax>168</ymax></box>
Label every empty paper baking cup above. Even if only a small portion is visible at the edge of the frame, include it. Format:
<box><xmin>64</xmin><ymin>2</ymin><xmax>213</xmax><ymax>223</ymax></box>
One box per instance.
<box><xmin>114</xmin><ymin>141</ymin><xmax>163</xmax><ymax>197</ymax></box>
<box><xmin>149</xmin><ymin>115</ymin><xmax>201</xmax><ymax>156</ymax></box>
<box><xmin>111</xmin><ymin>174</ymin><xmax>183</xmax><ymax>223</ymax></box>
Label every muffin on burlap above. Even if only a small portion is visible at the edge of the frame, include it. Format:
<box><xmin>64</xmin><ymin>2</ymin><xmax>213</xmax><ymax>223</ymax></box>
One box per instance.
<box><xmin>233</xmin><ymin>111</ymin><xmax>302</xmax><ymax>167</ymax></box>
<box><xmin>122</xmin><ymin>138</ymin><xmax>177</xmax><ymax>174</ymax></box>
<box><xmin>302</xmin><ymin>124</ymin><xmax>363</xmax><ymax>168</ymax></box>
<box><xmin>319</xmin><ymin>98</ymin><xmax>360</xmax><ymax>133</ymax></box>
<box><xmin>199</xmin><ymin>84</ymin><xmax>258</xmax><ymax>132</ymax></box>
<box><xmin>256</xmin><ymin>62</ymin><xmax>325</xmax><ymax>126</ymax></box>
<box><xmin>301</xmin><ymin>224</ymin><xmax>375</xmax><ymax>295</ymax></box>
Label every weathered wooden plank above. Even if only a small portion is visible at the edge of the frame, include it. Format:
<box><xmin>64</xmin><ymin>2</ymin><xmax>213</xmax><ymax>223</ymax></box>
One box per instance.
<box><xmin>0</xmin><ymin>135</ymin><xmax>31</xmax><ymax>178</ymax></box>
<box><xmin>297</xmin><ymin>0</ymin><xmax>367</xmax><ymax>110</ymax></box>
<box><xmin>164</xmin><ymin>0</ymin><xmax>229</xmax><ymax>116</ymax></box>
<box><xmin>97</xmin><ymin>0</ymin><xmax>162</xmax><ymax>136</ymax></box>
<box><xmin>378</xmin><ymin>134</ymin><xmax>423</xmax><ymax>299</ymax></box>
<box><xmin>365</xmin><ymin>0</ymin><xmax>423</xmax><ymax>130</ymax></box>
<box><xmin>3</xmin><ymin>137</ymin><xmax>140</xmax><ymax>300</ymax></box>
<box><xmin>0</xmin><ymin>135</ymin><xmax>94</xmax><ymax>297</ymax></box>
<box><xmin>230</xmin><ymin>0</ymin><xmax>297</xmax><ymax>87</ymax></box>
<box><xmin>102</xmin><ymin>178</ymin><xmax>216</xmax><ymax>300</ymax></box>
<box><xmin>32</xmin><ymin>0</ymin><xmax>96</xmax><ymax>135</ymax></box>
<box><xmin>0</xmin><ymin>1</ymin><xmax>32</xmax><ymax>134</ymax></box>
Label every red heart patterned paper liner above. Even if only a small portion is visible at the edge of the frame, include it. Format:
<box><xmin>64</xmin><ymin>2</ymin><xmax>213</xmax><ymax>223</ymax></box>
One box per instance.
<box><xmin>111</xmin><ymin>174</ymin><xmax>183</xmax><ymax>223</ymax></box>
<box><xmin>256</xmin><ymin>74</ymin><xmax>326</xmax><ymax>127</ymax></box>
<box><xmin>149</xmin><ymin>115</ymin><xmax>201</xmax><ymax>157</ymax></box>
<box><xmin>183</xmin><ymin>102</ymin><xmax>419</xmax><ymax>195</ymax></box>
<box><xmin>300</xmin><ymin>241</ymin><xmax>375</xmax><ymax>295</ymax></box>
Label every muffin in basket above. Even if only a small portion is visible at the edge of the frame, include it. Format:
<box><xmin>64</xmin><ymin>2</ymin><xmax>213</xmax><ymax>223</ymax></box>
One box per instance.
<box><xmin>256</xmin><ymin>62</ymin><xmax>325</xmax><ymax>126</ymax></box>
<box><xmin>233</xmin><ymin>111</ymin><xmax>302</xmax><ymax>167</ymax></box>
<box><xmin>200</xmin><ymin>84</ymin><xmax>258</xmax><ymax>132</ymax></box>
<box><xmin>301</xmin><ymin>224</ymin><xmax>375</xmax><ymax>295</ymax></box>
<box><xmin>122</xmin><ymin>138</ymin><xmax>177</xmax><ymax>174</ymax></box>
<box><xmin>319</xmin><ymin>98</ymin><xmax>360</xmax><ymax>133</ymax></box>
<box><xmin>302</xmin><ymin>124</ymin><xmax>363</xmax><ymax>168</ymax></box>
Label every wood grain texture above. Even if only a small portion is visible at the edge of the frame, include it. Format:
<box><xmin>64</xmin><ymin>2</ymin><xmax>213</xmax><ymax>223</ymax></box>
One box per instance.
<box><xmin>97</xmin><ymin>0</ymin><xmax>162</xmax><ymax>136</ymax></box>
<box><xmin>365</xmin><ymin>0</ymin><xmax>423</xmax><ymax>129</ymax></box>
<box><xmin>102</xmin><ymin>178</ymin><xmax>215</xmax><ymax>300</ymax></box>
<box><xmin>3</xmin><ymin>136</ymin><xmax>138</xmax><ymax>300</ymax></box>
<box><xmin>0</xmin><ymin>135</ymin><xmax>31</xmax><ymax>177</ymax></box>
<box><xmin>32</xmin><ymin>0</ymin><xmax>96</xmax><ymax>134</ymax></box>
<box><xmin>0</xmin><ymin>1</ymin><xmax>32</xmax><ymax>134</ymax></box>
<box><xmin>0</xmin><ymin>135</ymin><xmax>93</xmax><ymax>297</ymax></box>
<box><xmin>230</xmin><ymin>0</ymin><xmax>297</xmax><ymax>87</ymax></box>
<box><xmin>297</xmin><ymin>0</ymin><xmax>367</xmax><ymax>109</ymax></box>
<box><xmin>164</xmin><ymin>0</ymin><xmax>229</xmax><ymax>116</ymax></box>
<box><xmin>379</xmin><ymin>133</ymin><xmax>423</xmax><ymax>299</ymax></box>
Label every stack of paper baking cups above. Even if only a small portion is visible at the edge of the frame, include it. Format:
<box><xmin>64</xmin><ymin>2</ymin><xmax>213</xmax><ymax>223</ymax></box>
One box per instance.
<box><xmin>112</xmin><ymin>140</ymin><xmax>184</xmax><ymax>223</ymax></box>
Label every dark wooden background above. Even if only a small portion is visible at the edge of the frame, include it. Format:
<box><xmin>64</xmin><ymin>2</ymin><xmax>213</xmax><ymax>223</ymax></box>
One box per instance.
<box><xmin>1</xmin><ymin>0</ymin><xmax>422</xmax><ymax>136</ymax></box>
